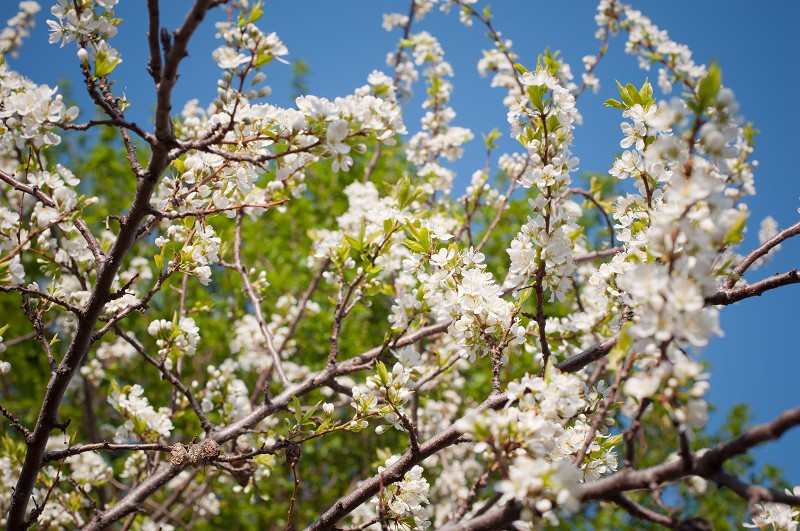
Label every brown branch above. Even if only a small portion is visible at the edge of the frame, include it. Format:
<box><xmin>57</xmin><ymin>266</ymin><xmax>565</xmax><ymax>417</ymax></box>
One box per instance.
<box><xmin>43</xmin><ymin>442</ymin><xmax>172</xmax><ymax>462</ymax></box>
<box><xmin>624</xmin><ymin>398</ymin><xmax>652</xmax><ymax>469</ymax></box>
<box><xmin>0</xmin><ymin>402</ymin><xmax>31</xmax><ymax>441</ymax></box>
<box><xmin>146</xmin><ymin>0</ymin><xmax>162</xmax><ymax>82</ymax></box>
<box><xmin>475</xmin><ymin>159</ymin><xmax>528</xmax><ymax>253</ymax></box>
<box><xmin>146</xmin><ymin>199</ymin><xmax>289</xmax><ymax>220</ymax></box>
<box><xmin>308</xmin><ymin>393</ymin><xmax>507</xmax><ymax>530</ymax></box>
<box><xmin>556</xmin><ymin>335</ymin><xmax>618</xmax><ymax>373</ymax></box>
<box><xmin>94</xmin><ymin>266</ymin><xmax>177</xmax><ymax>338</ymax></box>
<box><xmin>438</xmin><ymin>500</ymin><xmax>522</xmax><ymax>531</ymax></box>
<box><xmin>571</xmin><ymin>187</ymin><xmax>616</xmax><ymax>248</ymax></box>
<box><xmin>232</xmin><ymin>213</ymin><xmax>289</xmax><ymax>386</ymax></box>
<box><xmin>724</xmin><ymin>220</ymin><xmax>800</xmax><ymax>289</ymax></box>
<box><xmin>0</xmin><ymin>168</ymin><xmax>105</xmax><ymax>265</ymax></box>
<box><xmin>249</xmin><ymin>259</ymin><xmax>328</xmax><ymax>404</ymax></box>
<box><xmin>449</xmin><ymin>463</ymin><xmax>499</xmax><ymax>523</ymax></box>
<box><xmin>558</xmin><ymin>268</ymin><xmax>800</xmax><ymax>374</ymax></box>
<box><xmin>114</xmin><ymin>326</ymin><xmax>215</xmax><ymax>433</ymax></box>
<box><xmin>611</xmin><ymin>493</ymin><xmax>676</xmax><ymax>527</ymax></box>
<box><xmin>573</xmin><ymin>355</ymin><xmax>633</xmax><ymax>466</ymax></box>
<box><xmin>5</xmin><ymin>1</ymin><xmax>216</xmax><ymax>526</ymax></box>
<box><xmin>581</xmin><ymin>405</ymin><xmax>800</xmax><ymax>504</ymax></box>
<box><xmin>710</xmin><ymin>469</ymin><xmax>800</xmax><ymax>507</ymax></box>
<box><xmin>85</xmin><ymin>321</ymin><xmax>450</xmax><ymax>528</ymax></box>
<box><xmin>575</xmin><ymin>246</ymin><xmax>623</xmax><ymax>263</ymax></box>
<box><xmin>706</xmin><ymin>269</ymin><xmax>800</xmax><ymax>306</ymax></box>
<box><xmin>0</xmin><ymin>285</ymin><xmax>81</xmax><ymax>315</ymax></box>
<box><xmin>574</xmin><ymin>16</ymin><xmax>612</xmax><ymax>98</ymax></box>
<box><xmin>390</xmin><ymin>0</ymin><xmax>416</xmax><ymax>88</ymax></box>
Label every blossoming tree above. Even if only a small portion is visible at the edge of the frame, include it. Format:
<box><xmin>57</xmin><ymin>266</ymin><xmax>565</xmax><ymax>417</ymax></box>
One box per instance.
<box><xmin>1</xmin><ymin>0</ymin><xmax>799</xmax><ymax>529</ymax></box>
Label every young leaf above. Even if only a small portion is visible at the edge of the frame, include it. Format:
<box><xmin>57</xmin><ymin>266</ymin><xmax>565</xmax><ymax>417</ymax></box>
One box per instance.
<box><xmin>698</xmin><ymin>61</ymin><xmax>722</xmax><ymax>109</ymax></box>
<box><xmin>603</xmin><ymin>98</ymin><xmax>626</xmax><ymax>110</ymax></box>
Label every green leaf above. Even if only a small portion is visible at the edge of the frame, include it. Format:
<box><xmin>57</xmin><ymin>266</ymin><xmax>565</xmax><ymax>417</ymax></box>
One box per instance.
<box><xmin>343</xmin><ymin>234</ymin><xmax>361</xmax><ymax>252</ymax></box>
<box><xmin>639</xmin><ymin>79</ymin><xmax>653</xmax><ymax>105</ymax></box>
<box><xmin>375</xmin><ymin>361</ymin><xmax>389</xmax><ymax>384</ymax></box>
<box><xmin>513</xmin><ymin>63</ymin><xmax>529</xmax><ymax>75</ymax></box>
<box><xmin>417</xmin><ymin>226</ymin><xmax>431</xmax><ymax>251</ymax></box>
<box><xmin>247</xmin><ymin>1</ymin><xmax>264</xmax><ymax>24</ymax></box>
<box><xmin>616</xmin><ymin>81</ymin><xmax>633</xmax><ymax>108</ymax></box>
<box><xmin>401</xmin><ymin>238</ymin><xmax>425</xmax><ymax>254</ymax></box>
<box><xmin>625</xmin><ymin>83</ymin><xmax>642</xmax><ymax>106</ymax></box>
<box><xmin>603</xmin><ymin>98</ymin><xmax>626</xmax><ymax>110</ymax></box>
<box><xmin>396</xmin><ymin>177</ymin><xmax>411</xmax><ymax>208</ymax></box>
<box><xmin>608</xmin><ymin>322</ymin><xmax>633</xmax><ymax>370</ymax></box>
<box><xmin>93</xmin><ymin>46</ymin><xmax>122</xmax><ymax>77</ymax></box>
<box><xmin>290</xmin><ymin>395</ymin><xmax>303</xmax><ymax>425</ymax></box>
<box><xmin>697</xmin><ymin>61</ymin><xmax>722</xmax><ymax>109</ymax></box>
<box><xmin>527</xmin><ymin>85</ymin><xmax>547</xmax><ymax>112</ymax></box>
<box><xmin>315</xmin><ymin>417</ymin><xmax>332</xmax><ymax>434</ymax></box>
<box><xmin>724</xmin><ymin>212</ymin><xmax>749</xmax><ymax>244</ymax></box>
<box><xmin>301</xmin><ymin>401</ymin><xmax>321</xmax><ymax>424</ymax></box>
<box><xmin>383</xmin><ymin>218</ymin><xmax>395</xmax><ymax>236</ymax></box>
<box><xmin>482</xmin><ymin>128</ymin><xmax>501</xmax><ymax>150</ymax></box>
<box><xmin>743</xmin><ymin>122</ymin><xmax>759</xmax><ymax>145</ymax></box>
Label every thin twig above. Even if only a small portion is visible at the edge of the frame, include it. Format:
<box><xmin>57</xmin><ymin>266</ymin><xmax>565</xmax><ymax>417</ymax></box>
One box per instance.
<box><xmin>232</xmin><ymin>213</ymin><xmax>289</xmax><ymax>386</ymax></box>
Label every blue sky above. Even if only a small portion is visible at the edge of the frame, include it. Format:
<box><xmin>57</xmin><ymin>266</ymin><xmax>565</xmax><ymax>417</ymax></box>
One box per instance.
<box><xmin>4</xmin><ymin>1</ymin><xmax>799</xmax><ymax>482</ymax></box>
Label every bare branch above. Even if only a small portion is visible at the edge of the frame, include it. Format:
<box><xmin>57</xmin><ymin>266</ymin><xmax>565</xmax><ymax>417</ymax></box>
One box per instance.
<box><xmin>438</xmin><ymin>500</ymin><xmax>522</xmax><ymax>531</ymax></box>
<box><xmin>114</xmin><ymin>327</ymin><xmax>215</xmax><ymax>434</ymax></box>
<box><xmin>146</xmin><ymin>0</ymin><xmax>163</xmax><ymax>82</ymax></box>
<box><xmin>0</xmin><ymin>402</ymin><xmax>31</xmax><ymax>441</ymax></box>
<box><xmin>581</xmin><ymin>405</ymin><xmax>800</xmax><ymax>504</ymax></box>
<box><xmin>611</xmin><ymin>493</ymin><xmax>676</xmax><ymax>527</ymax></box>
<box><xmin>706</xmin><ymin>269</ymin><xmax>800</xmax><ymax>306</ymax></box>
<box><xmin>43</xmin><ymin>442</ymin><xmax>172</xmax><ymax>462</ymax></box>
<box><xmin>556</xmin><ymin>335</ymin><xmax>618</xmax><ymax>373</ymax></box>
<box><xmin>724</xmin><ymin>220</ymin><xmax>800</xmax><ymax>289</ymax></box>
<box><xmin>232</xmin><ymin>213</ymin><xmax>289</xmax><ymax>386</ymax></box>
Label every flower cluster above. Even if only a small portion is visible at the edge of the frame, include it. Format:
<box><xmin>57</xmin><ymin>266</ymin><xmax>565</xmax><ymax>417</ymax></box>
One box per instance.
<box><xmin>744</xmin><ymin>488</ymin><xmax>800</xmax><ymax>531</ymax></box>
<box><xmin>107</xmin><ymin>382</ymin><xmax>173</xmax><ymax>443</ymax></box>
<box><xmin>504</xmin><ymin>69</ymin><xmax>582</xmax><ymax>303</ymax></box>
<box><xmin>147</xmin><ymin>316</ymin><xmax>201</xmax><ymax>361</ymax></box>
<box><xmin>0</xmin><ymin>70</ymin><xmax>79</xmax><ymax>149</ymax></box>
<box><xmin>456</xmin><ymin>370</ymin><xmax>608</xmax><ymax>521</ymax></box>
<box><xmin>48</xmin><ymin>0</ymin><xmax>122</xmax><ymax>77</ymax></box>
<box><xmin>365</xmin><ymin>361</ymin><xmax>415</xmax><ymax>435</ymax></box>
<box><xmin>0</xmin><ymin>1</ymin><xmax>39</xmax><ymax>61</ymax></box>
<box><xmin>201</xmin><ymin>359</ymin><xmax>252</xmax><ymax>424</ymax></box>
<box><xmin>230</xmin><ymin>294</ymin><xmax>320</xmax><ymax>377</ymax></box>
<box><xmin>375</xmin><ymin>456</ymin><xmax>432</xmax><ymax>530</ymax></box>
<box><xmin>407</xmin><ymin>241</ymin><xmax>524</xmax><ymax>362</ymax></box>
<box><xmin>622</xmin><ymin>344</ymin><xmax>710</xmax><ymax>430</ymax></box>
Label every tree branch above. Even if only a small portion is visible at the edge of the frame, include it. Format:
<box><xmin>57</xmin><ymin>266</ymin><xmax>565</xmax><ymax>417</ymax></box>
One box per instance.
<box><xmin>438</xmin><ymin>500</ymin><xmax>522</xmax><ymax>531</ymax></box>
<box><xmin>705</xmin><ymin>269</ymin><xmax>800</xmax><ymax>306</ymax></box>
<box><xmin>581</xmin><ymin>405</ymin><xmax>800</xmax><ymax>505</ymax></box>
<box><xmin>308</xmin><ymin>393</ymin><xmax>507</xmax><ymax>530</ymax></box>
<box><xmin>85</xmin><ymin>321</ymin><xmax>451</xmax><ymax>528</ymax></box>
<box><xmin>724</xmin><ymin>220</ymin><xmax>800</xmax><ymax>289</ymax></box>
<box><xmin>5</xmin><ymin>1</ymin><xmax>216</xmax><ymax>527</ymax></box>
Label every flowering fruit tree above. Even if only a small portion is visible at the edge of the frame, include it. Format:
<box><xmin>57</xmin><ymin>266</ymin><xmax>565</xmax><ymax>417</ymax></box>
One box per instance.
<box><xmin>0</xmin><ymin>0</ymin><xmax>799</xmax><ymax>529</ymax></box>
